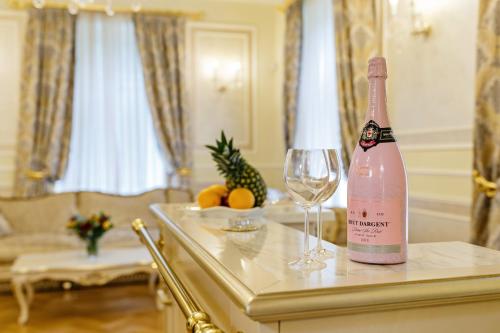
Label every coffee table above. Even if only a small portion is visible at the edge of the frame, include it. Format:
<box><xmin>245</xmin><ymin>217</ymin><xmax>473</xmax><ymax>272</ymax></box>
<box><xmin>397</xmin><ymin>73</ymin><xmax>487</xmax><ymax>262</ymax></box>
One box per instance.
<box><xmin>11</xmin><ymin>247</ymin><xmax>158</xmax><ymax>325</ymax></box>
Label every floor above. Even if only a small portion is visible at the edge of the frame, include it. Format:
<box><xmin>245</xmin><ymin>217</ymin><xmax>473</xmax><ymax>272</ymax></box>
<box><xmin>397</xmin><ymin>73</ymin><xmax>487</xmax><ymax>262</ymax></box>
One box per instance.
<box><xmin>0</xmin><ymin>284</ymin><xmax>163</xmax><ymax>333</ymax></box>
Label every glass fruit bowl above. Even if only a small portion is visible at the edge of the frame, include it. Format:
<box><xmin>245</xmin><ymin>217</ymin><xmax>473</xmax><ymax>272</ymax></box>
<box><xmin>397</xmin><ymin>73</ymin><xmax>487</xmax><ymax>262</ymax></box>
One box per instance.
<box><xmin>186</xmin><ymin>205</ymin><xmax>265</xmax><ymax>232</ymax></box>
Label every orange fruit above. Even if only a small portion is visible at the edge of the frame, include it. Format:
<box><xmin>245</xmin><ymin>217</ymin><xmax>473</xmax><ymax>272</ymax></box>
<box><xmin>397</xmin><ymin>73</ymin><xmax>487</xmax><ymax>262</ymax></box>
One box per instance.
<box><xmin>197</xmin><ymin>189</ymin><xmax>221</xmax><ymax>208</ymax></box>
<box><xmin>207</xmin><ymin>184</ymin><xmax>229</xmax><ymax>197</ymax></box>
<box><xmin>228</xmin><ymin>188</ymin><xmax>255</xmax><ymax>209</ymax></box>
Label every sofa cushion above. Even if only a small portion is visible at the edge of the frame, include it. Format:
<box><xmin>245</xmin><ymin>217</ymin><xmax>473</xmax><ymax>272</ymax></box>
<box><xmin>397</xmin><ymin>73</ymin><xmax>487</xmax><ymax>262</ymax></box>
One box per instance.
<box><xmin>100</xmin><ymin>226</ymin><xmax>159</xmax><ymax>248</ymax></box>
<box><xmin>0</xmin><ymin>233</ymin><xmax>79</xmax><ymax>262</ymax></box>
<box><xmin>0</xmin><ymin>193</ymin><xmax>78</xmax><ymax>234</ymax></box>
<box><xmin>77</xmin><ymin>189</ymin><xmax>167</xmax><ymax>227</ymax></box>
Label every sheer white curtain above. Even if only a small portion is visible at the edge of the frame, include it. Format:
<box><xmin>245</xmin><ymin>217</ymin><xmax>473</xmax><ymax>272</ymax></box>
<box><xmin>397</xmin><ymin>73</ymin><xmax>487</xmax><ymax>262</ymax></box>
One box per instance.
<box><xmin>56</xmin><ymin>13</ymin><xmax>169</xmax><ymax>195</ymax></box>
<box><xmin>294</xmin><ymin>0</ymin><xmax>347</xmax><ymax>207</ymax></box>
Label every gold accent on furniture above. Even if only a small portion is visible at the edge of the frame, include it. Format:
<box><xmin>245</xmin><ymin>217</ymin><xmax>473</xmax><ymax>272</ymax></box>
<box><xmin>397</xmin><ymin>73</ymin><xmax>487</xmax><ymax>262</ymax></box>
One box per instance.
<box><xmin>132</xmin><ymin>219</ymin><xmax>223</xmax><ymax>333</ymax></box>
<box><xmin>473</xmin><ymin>170</ymin><xmax>497</xmax><ymax>198</ymax></box>
<box><xmin>8</xmin><ymin>0</ymin><xmax>204</xmax><ymax>18</ymax></box>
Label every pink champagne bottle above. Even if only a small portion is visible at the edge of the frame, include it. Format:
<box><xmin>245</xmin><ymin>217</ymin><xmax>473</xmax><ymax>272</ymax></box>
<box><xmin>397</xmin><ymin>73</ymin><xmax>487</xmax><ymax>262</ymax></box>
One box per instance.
<box><xmin>347</xmin><ymin>57</ymin><xmax>408</xmax><ymax>264</ymax></box>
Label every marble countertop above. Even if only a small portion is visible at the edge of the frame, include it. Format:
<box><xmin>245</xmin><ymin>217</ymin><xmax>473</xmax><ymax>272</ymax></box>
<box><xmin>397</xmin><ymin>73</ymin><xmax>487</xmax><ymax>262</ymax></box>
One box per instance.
<box><xmin>151</xmin><ymin>203</ymin><xmax>500</xmax><ymax>321</ymax></box>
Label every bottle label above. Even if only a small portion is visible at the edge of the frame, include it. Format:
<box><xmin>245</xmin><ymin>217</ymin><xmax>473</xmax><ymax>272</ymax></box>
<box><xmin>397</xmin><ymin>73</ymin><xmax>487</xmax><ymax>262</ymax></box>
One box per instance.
<box><xmin>347</xmin><ymin>197</ymin><xmax>402</xmax><ymax>253</ymax></box>
<box><xmin>359</xmin><ymin>120</ymin><xmax>395</xmax><ymax>152</ymax></box>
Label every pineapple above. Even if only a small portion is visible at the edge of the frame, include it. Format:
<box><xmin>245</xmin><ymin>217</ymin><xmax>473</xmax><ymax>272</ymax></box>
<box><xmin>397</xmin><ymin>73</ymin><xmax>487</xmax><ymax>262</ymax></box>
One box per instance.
<box><xmin>206</xmin><ymin>132</ymin><xmax>267</xmax><ymax>207</ymax></box>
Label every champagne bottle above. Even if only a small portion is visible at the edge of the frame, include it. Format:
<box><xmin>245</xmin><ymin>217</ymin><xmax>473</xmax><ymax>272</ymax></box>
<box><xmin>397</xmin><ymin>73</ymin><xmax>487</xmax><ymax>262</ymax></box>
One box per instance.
<box><xmin>347</xmin><ymin>57</ymin><xmax>408</xmax><ymax>264</ymax></box>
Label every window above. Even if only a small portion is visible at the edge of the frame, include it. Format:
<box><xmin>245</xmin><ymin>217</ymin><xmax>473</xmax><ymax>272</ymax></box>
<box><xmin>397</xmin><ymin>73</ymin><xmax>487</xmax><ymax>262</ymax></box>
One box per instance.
<box><xmin>294</xmin><ymin>0</ymin><xmax>347</xmax><ymax>207</ymax></box>
<box><xmin>55</xmin><ymin>13</ymin><xmax>169</xmax><ymax>195</ymax></box>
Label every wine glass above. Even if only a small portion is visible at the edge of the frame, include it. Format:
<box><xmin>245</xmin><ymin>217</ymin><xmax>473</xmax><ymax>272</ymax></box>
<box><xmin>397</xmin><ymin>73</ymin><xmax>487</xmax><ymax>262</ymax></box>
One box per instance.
<box><xmin>312</xmin><ymin>149</ymin><xmax>341</xmax><ymax>260</ymax></box>
<box><xmin>283</xmin><ymin>149</ymin><xmax>329</xmax><ymax>271</ymax></box>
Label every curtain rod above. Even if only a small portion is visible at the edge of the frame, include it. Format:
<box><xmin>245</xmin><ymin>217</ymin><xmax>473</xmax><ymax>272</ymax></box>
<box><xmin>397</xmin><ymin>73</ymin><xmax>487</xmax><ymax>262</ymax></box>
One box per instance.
<box><xmin>8</xmin><ymin>0</ymin><xmax>204</xmax><ymax>19</ymax></box>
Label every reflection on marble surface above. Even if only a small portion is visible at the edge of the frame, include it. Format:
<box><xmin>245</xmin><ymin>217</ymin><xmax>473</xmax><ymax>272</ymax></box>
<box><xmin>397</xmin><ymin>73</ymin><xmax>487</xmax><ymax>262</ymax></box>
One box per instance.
<box><xmin>153</xmin><ymin>203</ymin><xmax>500</xmax><ymax>296</ymax></box>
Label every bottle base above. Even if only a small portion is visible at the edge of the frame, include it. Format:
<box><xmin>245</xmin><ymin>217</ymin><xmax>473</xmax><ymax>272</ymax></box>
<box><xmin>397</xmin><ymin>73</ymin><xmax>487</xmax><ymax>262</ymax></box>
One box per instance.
<box><xmin>348</xmin><ymin>250</ymin><xmax>407</xmax><ymax>265</ymax></box>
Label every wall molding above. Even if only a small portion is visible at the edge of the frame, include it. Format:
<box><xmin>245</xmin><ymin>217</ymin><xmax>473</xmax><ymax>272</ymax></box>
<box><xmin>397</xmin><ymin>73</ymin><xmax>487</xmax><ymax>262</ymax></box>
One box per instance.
<box><xmin>399</xmin><ymin>143</ymin><xmax>472</xmax><ymax>152</ymax></box>
<box><xmin>400</xmin><ymin>127</ymin><xmax>474</xmax><ymax>229</ymax></box>
<box><xmin>407</xmin><ymin>168</ymin><xmax>472</xmax><ymax>177</ymax></box>
<box><xmin>409</xmin><ymin>207</ymin><xmax>470</xmax><ymax>224</ymax></box>
<box><xmin>0</xmin><ymin>166</ymin><xmax>14</xmax><ymax>173</ymax></box>
<box><xmin>397</xmin><ymin>125</ymin><xmax>473</xmax><ymax>136</ymax></box>
<box><xmin>0</xmin><ymin>147</ymin><xmax>16</xmax><ymax>158</ymax></box>
<box><xmin>409</xmin><ymin>194</ymin><xmax>471</xmax><ymax>223</ymax></box>
<box><xmin>396</xmin><ymin>126</ymin><xmax>473</xmax><ymax>150</ymax></box>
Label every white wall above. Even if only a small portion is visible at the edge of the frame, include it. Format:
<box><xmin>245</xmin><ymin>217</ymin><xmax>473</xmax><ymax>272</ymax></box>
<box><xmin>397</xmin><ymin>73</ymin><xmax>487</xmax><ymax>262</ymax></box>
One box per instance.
<box><xmin>0</xmin><ymin>10</ymin><xmax>25</xmax><ymax>196</ymax></box>
<box><xmin>384</xmin><ymin>0</ymin><xmax>477</xmax><ymax>242</ymax></box>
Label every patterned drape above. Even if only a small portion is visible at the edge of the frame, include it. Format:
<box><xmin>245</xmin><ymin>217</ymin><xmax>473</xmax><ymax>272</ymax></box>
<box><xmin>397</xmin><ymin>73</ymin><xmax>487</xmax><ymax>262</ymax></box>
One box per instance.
<box><xmin>283</xmin><ymin>0</ymin><xmax>303</xmax><ymax>149</ymax></box>
<box><xmin>133</xmin><ymin>14</ymin><xmax>191</xmax><ymax>178</ymax></box>
<box><xmin>471</xmin><ymin>0</ymin><xmax>500</xmax><ymax>249</ymax></box>
<box><xmin>14</xmin><ymin>9</ymin><xmax>76</xmax><ymax>197</ymax></box>
<box><xmin>333</xmin><ymin>0</ymin><xmax>378</xmax><ymax>173</ymax></box>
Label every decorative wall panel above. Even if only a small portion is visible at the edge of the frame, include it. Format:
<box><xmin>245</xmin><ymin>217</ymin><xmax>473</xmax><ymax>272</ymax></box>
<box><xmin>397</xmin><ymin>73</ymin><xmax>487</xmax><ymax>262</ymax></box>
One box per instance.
<box><xmin>187</xmin><ymin>22</ymin><xmax>256</xmax><ymax>150</ymax></box>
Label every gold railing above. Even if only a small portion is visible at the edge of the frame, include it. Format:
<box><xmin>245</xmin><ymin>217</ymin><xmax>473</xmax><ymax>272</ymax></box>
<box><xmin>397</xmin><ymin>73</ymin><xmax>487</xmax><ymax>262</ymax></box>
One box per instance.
<box><xmin>132</xmin><ymin>219</ymin><xmax>223</xmax><ymax>333</ymax></box>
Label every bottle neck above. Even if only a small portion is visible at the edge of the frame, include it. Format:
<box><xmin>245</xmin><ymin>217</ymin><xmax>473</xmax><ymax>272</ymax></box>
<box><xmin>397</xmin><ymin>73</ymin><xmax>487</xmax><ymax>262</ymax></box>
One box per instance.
<box><xmin>365</xmin><ymin>77</ymin><xmax>390</xmax><ymax>127</ymax></box>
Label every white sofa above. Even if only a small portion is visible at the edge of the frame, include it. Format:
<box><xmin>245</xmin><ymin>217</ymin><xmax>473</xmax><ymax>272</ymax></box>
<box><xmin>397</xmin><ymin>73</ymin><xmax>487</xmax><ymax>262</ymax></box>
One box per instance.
<box><xmin>0</xmin><ymin>188</ymin><xmax>192</xmax><ymax>281</ymax></box>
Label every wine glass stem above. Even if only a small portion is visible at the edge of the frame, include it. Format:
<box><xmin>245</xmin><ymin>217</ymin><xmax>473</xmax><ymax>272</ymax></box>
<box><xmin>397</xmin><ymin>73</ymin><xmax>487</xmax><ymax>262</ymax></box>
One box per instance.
<box><xmin>317</xmin><ymin>205</ymin><xmax>323</xmax><ymax>251</ymax></box>
<box><xmin>303</xmin><ymin>207</ymin><xmax>311</xmax><ymax>259</ymax></box>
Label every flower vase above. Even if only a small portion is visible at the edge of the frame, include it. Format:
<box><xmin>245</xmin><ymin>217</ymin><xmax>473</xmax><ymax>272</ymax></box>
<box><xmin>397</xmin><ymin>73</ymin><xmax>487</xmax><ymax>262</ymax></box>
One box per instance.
<box><xmin>86</xmin><ymin>237</ymin><xmax>99</xmax><ymax>258</ymax></box>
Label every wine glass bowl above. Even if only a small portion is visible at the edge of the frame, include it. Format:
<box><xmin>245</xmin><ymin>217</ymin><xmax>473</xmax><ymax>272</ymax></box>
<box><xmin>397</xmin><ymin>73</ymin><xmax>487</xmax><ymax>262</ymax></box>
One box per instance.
<box><xmin>312</xmin><ymin>149</ymin><xmax>341</xmax><ymax>260</ymax></box>
<box><xmin>283</xmin><ymin>149</ymin><xmax>330</xmax><ymax>271</ymax></box>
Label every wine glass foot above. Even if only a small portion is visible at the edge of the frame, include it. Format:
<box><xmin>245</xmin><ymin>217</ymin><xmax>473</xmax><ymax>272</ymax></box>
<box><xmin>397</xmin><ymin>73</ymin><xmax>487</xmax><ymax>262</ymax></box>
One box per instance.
<box><xmin>288</xmin><ymin>256</ymin><xmax>326</xmax><ymax>271</ymax></box>
<box><xmin>311</xmin><ymin>248</ymin><xmax>335</xmax><ymax>260</ymax></box>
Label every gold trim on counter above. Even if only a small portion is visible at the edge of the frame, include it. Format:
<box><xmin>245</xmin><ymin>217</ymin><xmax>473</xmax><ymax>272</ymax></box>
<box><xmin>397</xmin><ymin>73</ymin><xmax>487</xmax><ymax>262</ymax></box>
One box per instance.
<box><xmin>131</xmin><ymin>219</ymin><xmax>224</xmax><ymax>333</ymax></box>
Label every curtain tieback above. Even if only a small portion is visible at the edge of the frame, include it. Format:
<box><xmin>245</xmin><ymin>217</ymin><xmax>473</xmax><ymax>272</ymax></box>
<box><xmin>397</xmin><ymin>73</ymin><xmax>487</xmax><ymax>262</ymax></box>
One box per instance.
<box><xmin>26</xmin><ymin>169</ymin><xmax>48</xmax><ymax>181</ymax></box>
<box><xmin>177</xmin><ymin>167</ymin><xmax>192</xmax><ymax>177</ymax></box>
<box><xmin>473</xmin><ymin>170</ymin><xmax>497</xmax><ymax>198</ymax></box>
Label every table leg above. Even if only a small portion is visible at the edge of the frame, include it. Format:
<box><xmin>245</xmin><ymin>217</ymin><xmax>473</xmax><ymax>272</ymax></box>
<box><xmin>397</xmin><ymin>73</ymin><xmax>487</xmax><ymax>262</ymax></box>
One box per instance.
<box><xmin>25</xmin><ymin>283</ymin><xmax>34</xmax><ymax>305</ymax></box>
<box><xmin>12</xmin><ymin>280</ymin><xmax>30</xmax><ymax>325</ymax></box>
<box><xmin>148</xmin><ymin>271</ymin><xmax>158</xmax><ymax>293</ymax></box>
